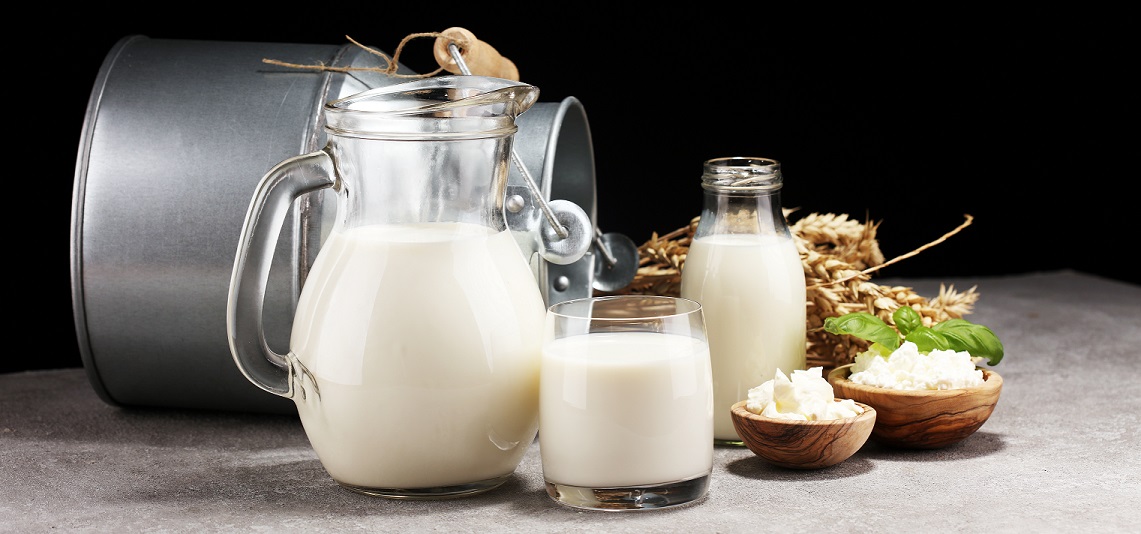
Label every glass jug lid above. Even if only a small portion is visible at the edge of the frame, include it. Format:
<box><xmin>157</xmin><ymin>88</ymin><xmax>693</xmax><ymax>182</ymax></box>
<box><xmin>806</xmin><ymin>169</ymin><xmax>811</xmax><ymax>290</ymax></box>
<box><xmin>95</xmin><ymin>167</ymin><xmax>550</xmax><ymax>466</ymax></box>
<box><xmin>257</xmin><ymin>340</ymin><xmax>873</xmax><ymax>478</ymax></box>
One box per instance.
<box><xmin>324</xmin><ymin>75</ymin><xmax>539</xmax><ymax>139</ymax></box>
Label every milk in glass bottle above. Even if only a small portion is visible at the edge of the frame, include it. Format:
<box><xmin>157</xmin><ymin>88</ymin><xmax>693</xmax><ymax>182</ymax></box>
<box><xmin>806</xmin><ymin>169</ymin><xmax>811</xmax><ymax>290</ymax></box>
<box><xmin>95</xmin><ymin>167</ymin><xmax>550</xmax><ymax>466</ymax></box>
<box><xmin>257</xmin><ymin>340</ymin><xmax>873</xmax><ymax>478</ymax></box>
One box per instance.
<box><xmin>679</xmin><ymin>157</ymin><xmax>807</xmax><ymax>444</ymax></box>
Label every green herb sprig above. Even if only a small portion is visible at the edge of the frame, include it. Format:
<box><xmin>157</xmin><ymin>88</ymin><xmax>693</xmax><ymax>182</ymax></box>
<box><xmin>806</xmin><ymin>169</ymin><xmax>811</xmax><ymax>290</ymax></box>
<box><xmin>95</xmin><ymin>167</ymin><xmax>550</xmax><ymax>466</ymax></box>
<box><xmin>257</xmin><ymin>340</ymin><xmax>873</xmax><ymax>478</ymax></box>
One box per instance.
<box><xmin>823</xmin><ymin>306</ymin><xmax>1004</xmax><ymax>365</ymax></box>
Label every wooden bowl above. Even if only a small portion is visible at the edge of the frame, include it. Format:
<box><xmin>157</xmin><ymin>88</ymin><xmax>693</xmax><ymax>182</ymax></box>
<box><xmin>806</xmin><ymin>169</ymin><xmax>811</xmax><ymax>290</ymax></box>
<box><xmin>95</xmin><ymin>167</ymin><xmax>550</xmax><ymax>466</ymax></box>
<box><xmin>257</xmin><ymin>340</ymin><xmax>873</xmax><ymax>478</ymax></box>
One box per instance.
<box><xmin>827</xmin><ymin>364</ymin><xmax>1003</xmax><ymax>449</ymax></box>
<box><xmin>730</xmin><ymin>400</ymin><xmax>876</xmax><ymax>469</ymax></box>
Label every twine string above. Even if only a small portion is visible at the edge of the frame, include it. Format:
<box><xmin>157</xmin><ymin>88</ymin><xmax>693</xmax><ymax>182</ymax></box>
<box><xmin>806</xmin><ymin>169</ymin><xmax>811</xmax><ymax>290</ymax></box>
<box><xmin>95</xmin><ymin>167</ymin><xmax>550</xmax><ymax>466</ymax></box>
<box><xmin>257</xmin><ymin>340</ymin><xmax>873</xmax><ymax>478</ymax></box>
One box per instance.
<box><xmin>261</xmin><ymin>32</ymin><xmax>470</xmax><ymax>78</ymax></box>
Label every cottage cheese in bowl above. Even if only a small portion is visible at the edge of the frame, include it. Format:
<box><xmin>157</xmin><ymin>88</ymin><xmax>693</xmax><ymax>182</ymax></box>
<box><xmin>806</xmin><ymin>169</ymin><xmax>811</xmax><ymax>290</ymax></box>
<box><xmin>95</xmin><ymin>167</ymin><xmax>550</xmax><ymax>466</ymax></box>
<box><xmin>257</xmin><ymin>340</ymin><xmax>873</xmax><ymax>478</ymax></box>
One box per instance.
<box><xmin>848</xmin><ymin>341</ymin><xmax>984</xmax><ymax>390</ymax></box>
<box><xmin>746</xmin><ymin>367</ymin><xmax>864</xmax><ymax>421</ymax></box>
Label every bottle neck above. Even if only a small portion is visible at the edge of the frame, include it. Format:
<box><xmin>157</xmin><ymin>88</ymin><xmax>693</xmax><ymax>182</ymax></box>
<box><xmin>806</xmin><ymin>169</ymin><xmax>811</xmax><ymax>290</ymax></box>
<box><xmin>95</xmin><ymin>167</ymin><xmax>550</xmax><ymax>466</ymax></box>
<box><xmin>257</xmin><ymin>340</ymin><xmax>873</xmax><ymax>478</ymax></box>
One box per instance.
<box><xmin>694</xmin><ymin>186</ymin><xmax>791</xmax><ymax>239</ymax></box>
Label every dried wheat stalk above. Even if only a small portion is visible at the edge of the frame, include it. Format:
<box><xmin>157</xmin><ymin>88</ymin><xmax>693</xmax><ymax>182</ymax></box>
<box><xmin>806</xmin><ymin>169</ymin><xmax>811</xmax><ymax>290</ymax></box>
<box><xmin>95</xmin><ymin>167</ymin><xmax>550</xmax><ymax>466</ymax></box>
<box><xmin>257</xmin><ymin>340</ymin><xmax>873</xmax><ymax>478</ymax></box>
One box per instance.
<box><xmin>597</xmin><ymin>210</ymin><xmax>979</xmax><ymax>370</ymax></box>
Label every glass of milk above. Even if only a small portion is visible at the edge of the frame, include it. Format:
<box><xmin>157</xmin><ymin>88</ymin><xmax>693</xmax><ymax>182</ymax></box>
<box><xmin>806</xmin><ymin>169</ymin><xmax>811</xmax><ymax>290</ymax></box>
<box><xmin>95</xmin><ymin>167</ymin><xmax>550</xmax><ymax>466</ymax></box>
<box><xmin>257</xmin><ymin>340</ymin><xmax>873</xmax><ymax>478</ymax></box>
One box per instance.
<box><xmin>539</xmin><ymin>295</ymin><xmax>714</xmax><ymax>510</ymax></box>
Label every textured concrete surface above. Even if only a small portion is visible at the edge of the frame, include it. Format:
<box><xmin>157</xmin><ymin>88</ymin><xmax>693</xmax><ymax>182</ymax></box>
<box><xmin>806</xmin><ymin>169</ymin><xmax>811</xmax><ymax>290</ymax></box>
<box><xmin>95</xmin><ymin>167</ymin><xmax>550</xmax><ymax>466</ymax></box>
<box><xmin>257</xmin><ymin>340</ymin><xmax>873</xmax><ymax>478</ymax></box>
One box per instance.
<box><xmin>3</xmin><ymin>270</ymin><xmax>1139</xmax><ymax>532</ymax></box>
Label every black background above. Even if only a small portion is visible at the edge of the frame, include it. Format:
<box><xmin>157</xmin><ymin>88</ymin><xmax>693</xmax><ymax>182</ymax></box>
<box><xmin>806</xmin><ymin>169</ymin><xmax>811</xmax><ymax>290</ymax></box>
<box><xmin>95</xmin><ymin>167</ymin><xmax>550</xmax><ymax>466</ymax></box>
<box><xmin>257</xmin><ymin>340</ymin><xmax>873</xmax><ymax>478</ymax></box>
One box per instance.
<box><xmin>17</xmin><ymin>7</ymin><xmax>1135</xmax><ymax>374</ymax></box>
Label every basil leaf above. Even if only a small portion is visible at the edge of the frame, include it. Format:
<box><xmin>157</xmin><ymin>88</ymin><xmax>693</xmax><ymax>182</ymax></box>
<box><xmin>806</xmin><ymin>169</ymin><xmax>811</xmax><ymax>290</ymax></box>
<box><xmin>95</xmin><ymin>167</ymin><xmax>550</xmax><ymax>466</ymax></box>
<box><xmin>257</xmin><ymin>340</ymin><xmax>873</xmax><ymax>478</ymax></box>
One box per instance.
<box><xmin>867</xmin><ymin>342</ymin><xmax>895</xmax><ymax>358</ymax></box>
<box><xmin>892</xmin><ymin>306</ymin><xmax>923</xmax><ymax>337</ymax></box>
<box><xmin>933</xmin><ymin>319</ymin><xmax>1005</xmax><ymax>365</ymax></box>
<box><xmin>823</xmin><ymin>312</ymin><xmax>901</xmax><ymax>350</ymax></box>
<box><xmin>905</xmin><ymin>326</ymin><xmax>950</xmax><ymax>353</ymax></box>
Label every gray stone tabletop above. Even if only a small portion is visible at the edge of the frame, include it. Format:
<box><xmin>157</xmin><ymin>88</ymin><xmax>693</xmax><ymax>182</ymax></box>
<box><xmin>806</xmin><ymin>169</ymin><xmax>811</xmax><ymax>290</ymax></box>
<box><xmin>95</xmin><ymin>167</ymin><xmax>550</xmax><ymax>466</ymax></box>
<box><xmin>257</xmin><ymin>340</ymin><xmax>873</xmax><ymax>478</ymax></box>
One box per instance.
<box><xmin>3</xmin><ymin>270</ymin><xmax>1139</xmax><ymax>533</ymax></box>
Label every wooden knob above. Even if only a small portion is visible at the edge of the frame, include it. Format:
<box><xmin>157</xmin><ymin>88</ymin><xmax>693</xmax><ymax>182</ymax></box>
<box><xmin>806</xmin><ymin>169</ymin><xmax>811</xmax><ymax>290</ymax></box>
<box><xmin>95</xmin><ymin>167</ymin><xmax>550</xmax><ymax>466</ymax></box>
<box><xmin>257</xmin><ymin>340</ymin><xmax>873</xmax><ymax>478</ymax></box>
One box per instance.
<box><xmin>433</xmin><ymin>27</ymin><xmax>520</xmax><ymax>81</ymax></box>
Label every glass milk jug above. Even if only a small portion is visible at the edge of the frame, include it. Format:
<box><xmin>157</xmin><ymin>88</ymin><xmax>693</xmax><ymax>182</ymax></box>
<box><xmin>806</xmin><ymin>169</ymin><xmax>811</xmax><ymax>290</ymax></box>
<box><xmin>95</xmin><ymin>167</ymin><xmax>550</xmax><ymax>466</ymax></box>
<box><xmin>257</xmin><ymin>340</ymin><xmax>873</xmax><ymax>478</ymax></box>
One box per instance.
<box><xmin>227</xmin><ymin>76</ymin><xmax>547</xmax><ymax>498</ymax></box>
<box><xmin>679</xmin><ymin>157</ymin><xmax>807</xmax><ymax>445</ymax></box>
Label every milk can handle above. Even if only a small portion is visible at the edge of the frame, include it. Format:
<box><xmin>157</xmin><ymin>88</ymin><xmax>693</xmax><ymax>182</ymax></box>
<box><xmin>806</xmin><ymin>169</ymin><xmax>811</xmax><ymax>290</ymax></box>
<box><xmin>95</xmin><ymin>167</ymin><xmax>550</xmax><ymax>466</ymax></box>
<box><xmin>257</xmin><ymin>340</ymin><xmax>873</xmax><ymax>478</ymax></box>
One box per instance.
<box><xmin>226</xmin><ymin>150</ymin><xmax>336</xmax><ymax>398</ymax></box>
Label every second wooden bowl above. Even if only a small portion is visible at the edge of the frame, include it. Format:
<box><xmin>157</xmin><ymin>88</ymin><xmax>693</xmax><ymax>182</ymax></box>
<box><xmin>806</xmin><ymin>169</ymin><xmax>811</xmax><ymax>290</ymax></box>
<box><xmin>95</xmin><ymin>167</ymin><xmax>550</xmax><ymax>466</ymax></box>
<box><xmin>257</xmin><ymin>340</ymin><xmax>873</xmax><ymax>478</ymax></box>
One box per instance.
<box><xmin>827</xmin><ymin>364</ymin><xmax>1003</xmax><ymax>449</ymax></box>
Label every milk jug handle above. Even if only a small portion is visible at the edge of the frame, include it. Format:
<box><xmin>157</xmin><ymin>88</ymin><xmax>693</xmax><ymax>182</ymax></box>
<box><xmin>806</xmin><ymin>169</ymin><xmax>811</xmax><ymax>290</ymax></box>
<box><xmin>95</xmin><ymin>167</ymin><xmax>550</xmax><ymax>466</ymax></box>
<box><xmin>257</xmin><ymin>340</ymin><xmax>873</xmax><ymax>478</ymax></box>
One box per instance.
<box><xmin>226</xmin><ymin>150</ymin><xmax>336</xmax><ymax>398</ymax></box>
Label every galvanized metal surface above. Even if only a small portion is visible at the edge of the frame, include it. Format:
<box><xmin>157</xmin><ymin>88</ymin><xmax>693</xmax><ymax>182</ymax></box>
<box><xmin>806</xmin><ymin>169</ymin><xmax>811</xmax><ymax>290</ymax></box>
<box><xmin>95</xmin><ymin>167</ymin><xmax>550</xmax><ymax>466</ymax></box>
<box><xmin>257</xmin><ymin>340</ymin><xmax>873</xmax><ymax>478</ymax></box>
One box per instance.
<box><xmin>72</xmin><ymin>36</ymin><xmax>604</xmax><ymax>414</ymax></box>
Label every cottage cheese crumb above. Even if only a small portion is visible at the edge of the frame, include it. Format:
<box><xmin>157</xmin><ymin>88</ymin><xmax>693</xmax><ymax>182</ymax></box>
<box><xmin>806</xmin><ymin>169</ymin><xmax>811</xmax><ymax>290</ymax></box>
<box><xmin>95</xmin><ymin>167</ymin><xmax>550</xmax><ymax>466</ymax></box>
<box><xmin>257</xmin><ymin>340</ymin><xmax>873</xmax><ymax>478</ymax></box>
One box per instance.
<box><xmin>746</xmin><ymin>367</ymin><xmax>864</xmax><ymax>421</ymax></box>
<box><xmin>849</xmin><ymin>341</ymin><xmax>984</xmax><ymax>390</ymax></box>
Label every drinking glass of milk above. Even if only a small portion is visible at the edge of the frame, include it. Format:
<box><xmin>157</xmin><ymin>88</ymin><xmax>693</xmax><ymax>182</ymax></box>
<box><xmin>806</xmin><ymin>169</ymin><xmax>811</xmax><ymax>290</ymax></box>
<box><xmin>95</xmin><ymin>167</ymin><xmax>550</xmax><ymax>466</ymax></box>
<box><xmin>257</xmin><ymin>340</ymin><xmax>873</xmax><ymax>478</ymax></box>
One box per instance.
<box><xmin>539</xmin><ymin>295</ymin><xmax>713</xmax><ymax>511</ymax></box>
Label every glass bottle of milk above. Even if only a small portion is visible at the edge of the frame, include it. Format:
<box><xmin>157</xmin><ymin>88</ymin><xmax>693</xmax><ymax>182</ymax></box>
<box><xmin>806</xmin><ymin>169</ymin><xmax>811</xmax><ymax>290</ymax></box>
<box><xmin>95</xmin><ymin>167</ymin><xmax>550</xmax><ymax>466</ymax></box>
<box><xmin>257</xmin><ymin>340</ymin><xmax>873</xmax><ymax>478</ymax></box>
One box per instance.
<box><xmin>679</xmin><ymin>157</ymin><xmax>807</xmax><ymax>445</ymax></box>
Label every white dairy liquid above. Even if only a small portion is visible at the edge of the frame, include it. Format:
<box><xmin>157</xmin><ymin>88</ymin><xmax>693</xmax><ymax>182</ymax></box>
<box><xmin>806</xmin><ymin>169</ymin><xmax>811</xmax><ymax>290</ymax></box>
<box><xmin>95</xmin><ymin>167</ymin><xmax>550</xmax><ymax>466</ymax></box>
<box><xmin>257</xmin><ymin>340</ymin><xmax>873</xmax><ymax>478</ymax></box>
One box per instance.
<box><xmin>287</xmin><ymin>222</ymin><xmax>546</xmax><ymax>490</ymax></box>
<box><xmin>680</xmin><ymin>233</ymin><xmax>807</xmax><ymax>442</ymax></box>
<box><xmin>539</xmin><ymin>331</ymin><xmax>713</xmax><ymax>487</ymax></box>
